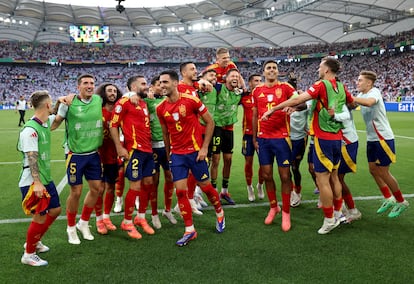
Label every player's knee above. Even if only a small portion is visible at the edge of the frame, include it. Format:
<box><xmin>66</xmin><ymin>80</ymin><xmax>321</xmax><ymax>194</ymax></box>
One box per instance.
<box><xmin>69</xmin><ymin>188</ymin><xmax>82</xmax><ymax>199</ymax></box>
<box><xmin>49</xmin><ymin>207</ymin><xmax>62</xmax><ymax>217</ymax></box>
<box><xmin>261</xmin><ymin>171</ymin><xmax>273</xmax><ymax>181</ymax></box>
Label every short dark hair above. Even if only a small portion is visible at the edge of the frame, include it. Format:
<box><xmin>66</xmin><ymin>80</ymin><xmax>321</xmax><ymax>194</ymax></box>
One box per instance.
<box><xmin>262</xmin><ymin>60</ymin><xmax>277</xmax><ymax>71</ymax></box>
<box><xmin>159</xmin><ymin>70</ymin><xmax>179</xmax><ymax>82</ymax></box>
<box><xmin>179</xmin><ymin>61</ymin><xmax>195</xmax><ymax>74</ymax></box>
<box><xmin>127</xmin><ymin>75</ymin><xmax>145</xmax><ymax>91</ymax></box>
<box><xmin>248</xmin><ymin>73</ymin><xmax>261</xmax><ymax>82</ymax></box>
<box><xmin>150</xmin><ymin>75</ymin><xmax>160</xmax><ymax>86</ymax></box>
<box><xmin>30</xmin><ymin>90</ymin><xmax>50</xmax><ymax>109</ymax></box>
<box><xmin>322</xmin><ymin>57</ymin><xmax>341</xmax><ymax>74</ymax></box>
<box><xmin>77</xmin><ymin>74</ymin><xmax>95</xmax><ymax>85</ymax></box>
<box><xmin>201</xmin><ymin>68</ymin><xmax>216</xmax><ymax>77</ymax></box>
<box><xmin>225</xmin><ymin>68</ymin><xmax>239</xmax><ymax>78</ymax></box>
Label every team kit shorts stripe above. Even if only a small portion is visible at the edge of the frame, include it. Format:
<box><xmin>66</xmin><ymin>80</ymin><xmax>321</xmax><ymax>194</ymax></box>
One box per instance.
<box><xmin>291</xmin><ymin>137</ymin><xmax>307</xmax><ymax>162</ymax></box>
<box><xmin>153</xmin><ymin>146</ymin><xmax>170</xmax><ymax>172</ymax></box>
<box><xmin>241</xmin><ymin>134</ymin><xmax>255</xmax><ymax>157</ymax></box>
<box><xmin>125</xmin><ymin>149</ymin><xmax>155</xmax><ymax>181</ymax></box>
<box><xmin>66</xmin><ymin>152</ymin><xmax>102</xmax><ymax>185</ymax></box>
<box><xmin>212</xmin><ymin>127</ymin><xmax>234</xmax><ymax>154</ymax></box>
<box><xmin>170</xmin><ymin>152</ymin><xmax>210</xmax><ymax>182</ymax></box>
<box><xmin>256</xmin><ymin>137</ymin><xmax>292</xmax><ymax>167</ymax></box>
<box><xmin>338</xmin><ymin>141</ymin><xmax>358</xmax><ymax>174</ymax></box>
<box><xmin>366</xmin><ymin>139</ymin><xmax>396</xmax><ymax>166</ymax></box>
<box><xmin>313</xmin><ymin>137</ymin><xmax>342</xmax><ymax>173</ymax></box>
<box><xmin>20</xmin><ymin>182</ymin><xmax>61</xmax><ymax>215</ymax></box>
<box><xmin>102</xmin><ymin>163</ymin><xmax>119</xmax><ymax>184</ymax></box>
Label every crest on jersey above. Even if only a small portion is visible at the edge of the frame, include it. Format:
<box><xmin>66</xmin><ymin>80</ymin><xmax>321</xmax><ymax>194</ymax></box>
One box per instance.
<box><xmin>275</xmin><ymin>88</ymin><xmax>282</xmax><ymax>99</ymax></box>
<box><xmin>179</xmin><ymin>104</ymin><xmax>186</xmax><ymax>117</ymax></box>
<box><xmin>172</xmin><ymin>113</ymin><xmax>179</xmax><ymax>121</ymax></box>
<box><xmin>115</xmin><ymin>105</ymin><xmax>122</xmax><ymax>113</ymax></box>
<box><xmin>143</xmin><ymin>108</ymin><xmax>148</xmax><ymax>116</ymax></box>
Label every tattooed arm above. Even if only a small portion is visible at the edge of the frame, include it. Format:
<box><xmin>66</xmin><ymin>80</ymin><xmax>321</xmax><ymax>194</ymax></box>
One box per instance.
<box><xmin>27</xmin><ymin>151</ymin><xmax>46</xmax><ymax>198</ymax></box>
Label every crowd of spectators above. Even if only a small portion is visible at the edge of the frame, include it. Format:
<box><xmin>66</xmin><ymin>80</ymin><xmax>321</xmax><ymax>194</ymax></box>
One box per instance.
<box><xmin>0</xmin><ymin>29</ymin><xmax>413</xmax><ymax>107</ymax></box>
<box><xmin>0</xmin><ymin>29</ymin><xmax>413</xmax><ymax>63</ymax></box>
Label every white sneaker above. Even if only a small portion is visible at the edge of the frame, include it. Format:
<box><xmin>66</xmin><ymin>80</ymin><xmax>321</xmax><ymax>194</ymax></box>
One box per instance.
<box><xmin>24</xmin><ymin>241</ymin><xmax>50</xmax><ymax>253</ymax></box>
<box><xmin>194</xmin><ymin>194</ymin><xmax>208</xmax><ymax>208</ymax></box>
<box><xmin>195</xmin><ymin>186</ymin><xmax>208</xmax><ymax>207</ymax></box>
<box><xmin>290</xmin><ymin>191</ymin><xmax>301</xmax><ymax>207</ymax></box>
<box><xmin>21</xmin><ymin>253</ymin><xmax>48</xmax><ymax>266</ymax></box>
<box><xmin>247</xmin><ymin>185</ymin><xmax>255</xmax><ymax>202</ymax></box>
<box><xmin>189</xmin><ymin>199</ymin><xmax>203</xmax><ymax>215</ymax></box>
<box><xmin>76</xmin><ymin>221</ymin><xmax>94</xmax><ymax>241</ymax></box>
<box><xmin>135</xmin><ymin>196</ymin><xmax>140</xmax><ymax>210</ymax></box>
<box><xmin>66</xmin><ymin>226</ymin><xmax>81</xmax><ymax>245</ymax></box>
<box><xmin>151</xmin><ymin>214</ymin><xmax>162</xmax><ymax>229</ymax></box>
<box><xmin>173</xmin><ymin>203</ymin><xmax>181</xmax><ymax>214</ymax></box>
<box><xmin>193</xmin><ymin>197</ymin><xmax>203</xmax><ymax>210</ymax></box>
<box><xmin>114</xmin><ymin>196</ymin><xmax>123</xmax><ymax>213</ymax></box>
<box><xmin>341</xmin><ymin>203</ymin><xmax>349</xmax><ymax>216</ymax></box>
<box><xmin>162</xmin><ymin>210</ymin><xmax>178</xmax><ymax>224</ymax></box>
<box><xmin>317</xmin><ymin>217</ymin><xmax>340</xmax><ymax>234</ymax></box>
<box><xmin>334</xmin><ymin>210</ymin><xmax>348</xmax><ymax>224</ymax></box>
<box><xmin>347</xmin><ymin>208</ymin><xmax>362</xmax><ymax>222</ymax></box>
<box><xmin>257</xmin><ymin>183</ymin><xmax>264</xmax><ymax>199</ymax></box>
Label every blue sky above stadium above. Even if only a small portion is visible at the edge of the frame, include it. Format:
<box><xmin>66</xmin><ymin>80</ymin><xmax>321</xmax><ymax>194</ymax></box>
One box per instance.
<box><xmin>34</xmin><ymin>0</ymin><xmax>202</xmax><ymax>8</ymax></box>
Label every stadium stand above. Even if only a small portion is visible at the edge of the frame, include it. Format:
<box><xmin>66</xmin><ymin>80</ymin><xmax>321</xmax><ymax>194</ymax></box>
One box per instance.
<box><xmin>0</xmin><ymin>29</ymin><xmax>413</xmax><ymax>106</ymax></box>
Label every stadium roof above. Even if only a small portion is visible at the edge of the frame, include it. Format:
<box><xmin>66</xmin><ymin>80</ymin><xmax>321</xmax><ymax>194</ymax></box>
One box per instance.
<box><xmin>0</xmin><ymin>0</ymin><xmax>413</xmax><ymax>48</ymax></box>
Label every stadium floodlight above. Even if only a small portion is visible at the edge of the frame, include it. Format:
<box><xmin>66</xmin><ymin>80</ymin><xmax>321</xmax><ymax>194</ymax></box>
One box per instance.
<box><xmin>116</xmin><ymin>0</ymin><xmax>126</xmax><ymax>13</ymax></box>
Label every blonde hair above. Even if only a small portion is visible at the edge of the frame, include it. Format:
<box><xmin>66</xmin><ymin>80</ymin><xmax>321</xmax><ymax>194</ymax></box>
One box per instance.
<box><xmin>30</xmin><ymin>90</ymin><xmax>50</xmax><ymax>109</ymax></box>
<box><xmin>216</xmin><ymin>47</ymin><xmax>229</xmax><ymax>56</ymax></box>
<box><xmin>359</xmin><ymin>70</ymin><xmax>377</xmax><ymax>83</ymax></box>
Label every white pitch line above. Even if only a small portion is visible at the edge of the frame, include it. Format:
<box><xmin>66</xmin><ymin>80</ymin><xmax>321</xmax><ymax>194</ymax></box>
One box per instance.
<box><xmin>356</xmin><ymin>129</ymin><xmax>414</xmax><ymax>140</ymax></box>
<box><xmin>56</xmin><ymin>175</ymin><xmax>67</xmax><ymax>194</ymax></box>
<box><xmin>0</xmin><ymin>160</ymin><xmax>65</xmax><ymax>165</ymax></box>
<box><xmin>1</xmin><ymin>194</ymin><xmax>413</xmax><ymax>225</ymax></box>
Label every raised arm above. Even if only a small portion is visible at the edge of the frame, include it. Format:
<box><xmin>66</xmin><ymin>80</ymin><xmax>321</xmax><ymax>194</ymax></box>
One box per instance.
<box><xmin>51</xmin><ymin>114</ymin><xmax>64</xmax><ymax>131</ymax></box>
<box><xmin>262</xmin><ymin>92</ymin><xmax>312</xmax><ymax>121</ymax></box>
<box><xmin>352</xmin><ymin>96</ymin><xmax>377</xmax><ymax>107</ymax></box>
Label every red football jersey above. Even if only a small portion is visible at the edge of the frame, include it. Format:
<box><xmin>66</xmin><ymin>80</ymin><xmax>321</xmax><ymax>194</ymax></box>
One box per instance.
<box><xmin>206</xmin><ymin>62</ymin><xmax>238</xmax><ymax>84</ymax></box>
<box><xmin>307</xmin><ymin>79</ymin><xmax>354</xmax><ymax>140</ymax></box>
<box><xmin>99</xmin><ymin>107</ymin><xmax>118</xmax><ymax>164</ymax></box>
<box><xmin>178</xmin><ymin>81</ymin><xmax>199</xmax><ymax>97</ymax></box>
<box><xmin>110</xmin><ymin>97</ymin><xmax>152</xmax><ymax>153</ymax></box>
<box><xmin>253</xmin><ymin>82</ymin><xmax>297</xmax><ymax>139</ymax></box>
<box><xmin>156</xmin><ymin>93</ymin><xmax>207</xmax><ymax>154</ymax></box>
<box><xmin>240</xmin><ymin>93</ymin><xmax>254</xmax><ymax>135</ymax></box>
